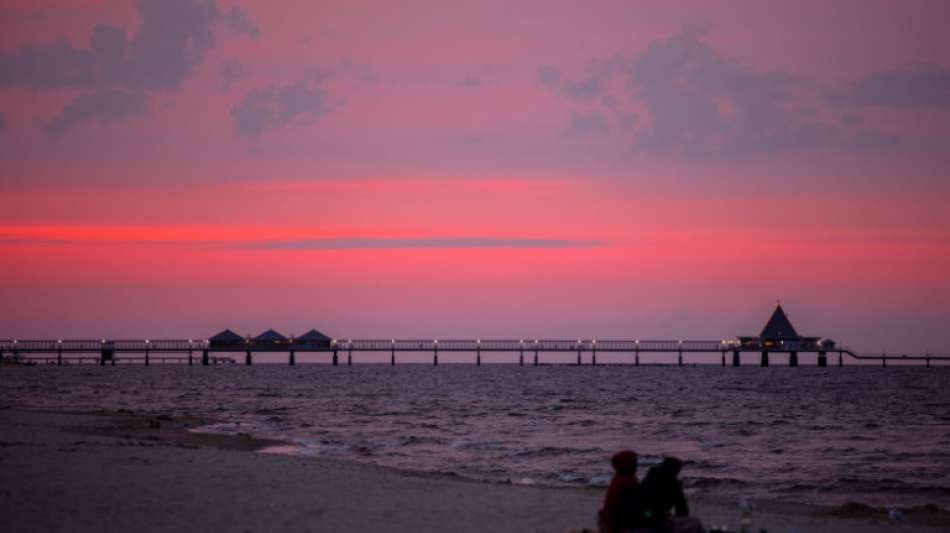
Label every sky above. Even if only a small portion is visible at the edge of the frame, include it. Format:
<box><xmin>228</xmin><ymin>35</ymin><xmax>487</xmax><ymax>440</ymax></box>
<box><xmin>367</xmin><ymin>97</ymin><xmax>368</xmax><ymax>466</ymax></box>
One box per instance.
<box><xmin>1</xmin><ymin>0</ymin><xmax>949</xmax><ymax>355</ymax></box>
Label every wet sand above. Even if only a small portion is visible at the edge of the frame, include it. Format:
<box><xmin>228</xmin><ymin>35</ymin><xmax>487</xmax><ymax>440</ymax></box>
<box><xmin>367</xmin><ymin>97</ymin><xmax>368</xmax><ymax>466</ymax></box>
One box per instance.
<box><xmin>0</xmin><ymin>409</ymin><xmax>947</xmax><ymax>533</ymax></box>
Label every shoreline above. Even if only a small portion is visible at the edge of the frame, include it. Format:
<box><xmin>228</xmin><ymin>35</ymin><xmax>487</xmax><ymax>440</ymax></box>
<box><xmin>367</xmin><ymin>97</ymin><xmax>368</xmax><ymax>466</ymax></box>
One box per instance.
<box><xmin>1</xmin><ymin>408</ymin><xmax>948</xmax><ymax>532</ymax></box>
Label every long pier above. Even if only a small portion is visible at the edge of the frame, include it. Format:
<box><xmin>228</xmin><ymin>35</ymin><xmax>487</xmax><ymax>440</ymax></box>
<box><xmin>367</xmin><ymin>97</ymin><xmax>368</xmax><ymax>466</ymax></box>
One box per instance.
<box><xmin>0</xmin><ymin>338</ymin><xmax>946</xmax><ymax>367</ymax></box>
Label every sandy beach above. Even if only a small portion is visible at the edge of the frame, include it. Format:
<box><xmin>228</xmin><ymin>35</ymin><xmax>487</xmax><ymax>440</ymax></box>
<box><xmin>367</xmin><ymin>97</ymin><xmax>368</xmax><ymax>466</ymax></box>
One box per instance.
<box><xmin>0</xmin><ymin>408</ymin><xmax>946</xmax><ymax>533</ymax></box>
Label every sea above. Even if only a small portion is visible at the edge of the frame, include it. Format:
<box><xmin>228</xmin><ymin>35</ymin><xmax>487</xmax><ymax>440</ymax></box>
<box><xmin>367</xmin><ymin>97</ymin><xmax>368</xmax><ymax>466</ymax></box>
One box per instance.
<box><xmin>3</xmin><ymin>364</ymin><xmax>949</xmax><ymax>510</ymax></box>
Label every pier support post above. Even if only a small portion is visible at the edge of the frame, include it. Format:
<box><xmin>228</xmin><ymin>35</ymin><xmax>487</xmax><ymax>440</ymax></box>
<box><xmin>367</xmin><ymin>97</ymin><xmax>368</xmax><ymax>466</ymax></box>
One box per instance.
<box><xmin>635</xmin><ymin>349</ymin><xmax>640</xmax><ymax>366</ymax></box>
<box><xmin>188</xmin><ymin>351</ymin><xmax>193</xmax><ymax>366</ymax></box>
<box><xmin>391</xmin><ymin>347</ymin><xmax>395</xmax><ymax>366</ymax></box>
<box><xmin>332</xmin><ymin>349</ymin><xmax>338</xmax><ymax>366</ymax></box>
<box><xmin>789</xmin><ymin>351</ymin><xmax>798</xmax><ymax>367</ymax></box>
<box><xmin>721</xmin><ymin>351</ymin><xmax>725</xmax><ymax>367</ymax></box>
<box><xmin>760</xmin><ymin>351</ymin><xmax>769</xmax><ymax>367</ymax></box>
<box><xmin>882</xmin><ymin>353</ymin><xmax>887</xmax><ymax>368</ymax></box>
<box><xmin>678</xmin><ymin>349</ymin><xmax>683</xmax><ymax>367</ymax></box>
<box><xmin>838</xmin><ymin>351</ymin><xmax>843</xmax><ymax>367</ymax></box>
<box><xmin>288</xmin><ymin>351</ymin><xmax>295</xmax><ymax>366</ymax></box>
<box><xmin>592</xmin><ymin>348</ymin><xmax>597</xmax><ymax>366</ymax></box>
<box><xmin>533</xmin><ymin>349</ymin><xmax>538</xmax><ymax>366</ymax></box>
<box><xmin>348</xmin><ymin>349</ymin><xmax>352</xmax><ymax>366</ymax></box>
<box><xmin>245</xmin><ymin>350</ymin><xmax>252</xmax><ymax>365</ymax></box>
<box><xmin>434</xmin><ymin>348</ymin><xmax>438</xmax><ymax>366</ymax></box>
<box><xmin>732</xmin><ymin>350</ymin><xmax>740</xmax><ymax>367</ymax></box>
<box><xmin>202</xmin><ymin>350</ymin><xmax>209</xmax><ymax>366</ymax></box>
<box><xmin>926</xmin><ymin>354</ymin><xmax>930</xmax><ymax>368</ymax></box>
<box><xmin>577</xmin><ymin>349</ymin><xmax>582</xmax><ymax>366</ymax></box>
<box><xmin>58</xmin><ymin>350</ymin><xmax>63</xmax><ymax>366</ymax></box>
<box><xmin>519</xmin><ymin>347</ymin><xmax>524</xmax><ymax>366</ymax></box>
<box><xmin>818</xmin><ymin>351</ymin><xmax>827</xmax><ymax>367</ymax></box>
<box><xmin>476</xmin><ymin>347</ymin><xmax>481</xmax><ymax>366</ymax></box>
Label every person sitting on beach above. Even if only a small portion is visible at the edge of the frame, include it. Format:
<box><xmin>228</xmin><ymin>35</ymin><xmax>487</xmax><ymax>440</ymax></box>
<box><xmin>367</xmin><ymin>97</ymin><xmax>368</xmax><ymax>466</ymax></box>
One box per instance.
<box><xmin>598</xmin><ymin>450</ymin><xmax>640</xmax><ymax>533</ymax></box>
<box><xmin>636</xmin><ymin>457</ymin><xmax>703</xmax><ymax>533</ymax></box>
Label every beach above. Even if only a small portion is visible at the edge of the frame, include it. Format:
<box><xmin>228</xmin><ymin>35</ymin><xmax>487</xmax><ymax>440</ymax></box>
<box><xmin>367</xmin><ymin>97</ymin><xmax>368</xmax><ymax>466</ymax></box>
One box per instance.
<box><xmin>2</xmin><ymin>408</ymin><xmax>947</xmax><ymax>533</ymax></box>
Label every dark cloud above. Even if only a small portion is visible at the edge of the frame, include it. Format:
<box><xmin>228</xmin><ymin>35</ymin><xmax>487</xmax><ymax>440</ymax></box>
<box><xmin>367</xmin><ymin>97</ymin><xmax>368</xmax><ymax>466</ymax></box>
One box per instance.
<box><xmin>45</xmin><ymin>89</ymin><xmax>148</xmax><ymax>136</ymax></box>
<box><xmin>0</xmin><ymin>0</ymin><xmax>220</xmax><ymax>92</ymax></box>
<box><xmin>537</xmin><ymin>26</ymin><xmax>905</xmax><ymax>157</ymax></box>
<box><xmin>535</xmin><ymin>65</ymin><xmax>561</xmax><ymax>87</ymax></box>
<box><xmin>220</xmin><ymin>60</ymin><xmax>246</xmax><ymax>91</ymax></box>
<box><xmin>224</xmin><ymin>6</ymin><xmax>260</xmax><ymax>39</ymax></box>
<box><xmin>0</xmin><ymin>0</ymin><xmax>259</xmax><ymax>134</ymax></box>
<box><xmin>850</xmin><ymin>65</ymin><xmax>950</xmax><ymax>108</ymax></box>
<box><xmin>627</xmin><ymin>26</ymin><xmax>825</xmax><ymax>156</ymax></box>
<box><xmin>536</xmin><ymin>59</ymin><xmax>623</xmax><ymax>101</ymax></box>
<box><xmin>565</xmin><ymin>111</ymin><xmax>609</xmax><ymax>138</ymax></box>
<box><xmin>851</xmin><ymin>128</ymin><xmax>899</xmax><ymax>151</ymax></box>
<box><xmin>460</xmin><ymin>76</ymin><xmax>482</xmax><ymax>88</ymax></box>
<box><xmin>245</xmin><ymin>236</ymin><xmax>608</xmax><ymax>249</ymax></box>
<box><xmin>231</xmin><ymin>76</ymin><xmax>329</xmax><ymax>136</ymax></box>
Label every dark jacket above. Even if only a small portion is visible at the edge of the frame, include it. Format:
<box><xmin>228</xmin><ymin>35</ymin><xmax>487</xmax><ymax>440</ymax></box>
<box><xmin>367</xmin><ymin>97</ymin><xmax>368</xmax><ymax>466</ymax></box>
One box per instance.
<box><xmin>636</xmin><ymin>457</ymin><xmax>689</xmax><ymax>528</ymax></box>
<box><xmin>599</xmin><ymin>451</ymin><xmax>639</xmax><ymax>533</ymax></box>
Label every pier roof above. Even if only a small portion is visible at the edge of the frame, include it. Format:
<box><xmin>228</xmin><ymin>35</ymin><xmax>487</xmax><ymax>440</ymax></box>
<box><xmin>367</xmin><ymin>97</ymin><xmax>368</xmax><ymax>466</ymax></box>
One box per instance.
<box><xmin>209</xmin><ymin>329</ymin><xmax>244</xmax><ymax>343</ymax></box>
<box><xmin>253</xmin><ymin>329</ymin><xmax>288</xmax><ymax>343</ymax></box>
<box><xmin>760</xmin><ymin>305</ymin><xmax>800</xmax><ymax>340</ymax></box>
<box><xmin>297</xmin><ymin>329</ymin><xmax>331</xmax><ymax>342</ymax></box>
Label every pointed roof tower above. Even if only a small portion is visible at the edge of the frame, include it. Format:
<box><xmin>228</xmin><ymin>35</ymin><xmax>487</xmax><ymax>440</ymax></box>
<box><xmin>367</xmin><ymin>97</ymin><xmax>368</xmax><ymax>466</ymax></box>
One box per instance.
<box><xmin>760</xmin><ymin>304</ymin><xmax>800</xmax><ymax>340</ymax></box>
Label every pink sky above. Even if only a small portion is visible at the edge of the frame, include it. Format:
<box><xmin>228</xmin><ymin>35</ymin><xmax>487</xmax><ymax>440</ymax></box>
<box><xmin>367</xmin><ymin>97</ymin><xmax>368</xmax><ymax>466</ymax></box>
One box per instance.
<box><xmin>1</xmin><ymin>1</ymin><xmax>949</xmax><ymax>354</ymax></box>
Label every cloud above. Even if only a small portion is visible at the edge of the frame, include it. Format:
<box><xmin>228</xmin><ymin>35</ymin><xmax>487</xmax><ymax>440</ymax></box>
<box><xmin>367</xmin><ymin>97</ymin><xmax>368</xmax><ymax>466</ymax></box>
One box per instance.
<box><xmin>536</xmin><ymin>26</ymin><xmax>914</xmax><ymax>157</ymax></box>
<box><xmin>850</xmin><ymin>128</ymin><xmax>898</xmax><ymax>151</ymax></box>
<box><xmin>536</xmin><ymin>59</ymin><xmax>624</xmax><ymax>101</ymax></box>
<box><xmin>220</xmin><ymin>59</ymin><xmax>245</xmax><ymax>91</ymax></box>
<box><xmin>0</xmin><ymin>112</ymin><xmax>6</xmax><ymax>131</ymax></box>
<box><xmin>224</xmin><ymin>6</ymin><xmax>260</xmax><ymax>39</ymax></box>
<box><xmin>850</xmin><ymin>65</ymin><xmax>950</xmax><ymax>108</ymax></box>
<box><xmin>565</xmin><ymin>111</ymin><xmax>609</xmax><ymax>138</ymax></box>
<box><xmin>535</xmin><ymin>65</ymin><xmax>561</xmax><ymax>87</ymax></box>
<box><xmin>45</xmin><ymin>88</ymin><xmax>148</xmax><ymax>136</ymax></box>
<box><xmin>460</xmin><ymin>76</ymin><xmax>482</xmax><ymax>88</ymax></box>
<box><xmin>231</xmin><ymin>76</ymin><xmax>329</xmax><ymax>136</ymax></box>
<box><xmin>244</xmin><ymin>237</ymin><xmax>608</xmax><ymax>249</ymax></box>
<box><xmin>0</xmin><ymin>0</ymin><xmax>259</xmax><ymax>134</ymax></box>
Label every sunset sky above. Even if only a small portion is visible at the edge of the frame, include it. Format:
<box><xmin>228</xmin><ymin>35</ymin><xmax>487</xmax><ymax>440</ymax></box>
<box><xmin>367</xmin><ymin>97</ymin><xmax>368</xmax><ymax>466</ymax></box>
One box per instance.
<box><xmin>2</xmin><ymin>0</ymin><xmax>949</xmax><ymax>354</ymax></box>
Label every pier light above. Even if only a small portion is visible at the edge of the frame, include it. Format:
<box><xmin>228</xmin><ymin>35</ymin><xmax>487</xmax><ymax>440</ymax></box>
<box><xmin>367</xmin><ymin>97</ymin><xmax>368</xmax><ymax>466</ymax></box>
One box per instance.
<box><xmin>57</xmin><ymin>339</ymin><xmax>62</xmax><ymax>344</ymax></box>
<box><xmin>101</xmin><ymin>339</ymin><xmax>106</xmax><ymax>344</ymax></box>
<box><xmin>520</xmin><ymin>339</ymin><xmax>524</xmax><ymax>344</ymax></box>
<box><xmin>13</xmin><ymin>340</ymin><xmax>17</xmax><ymax>344</ymax></box>
<box><xmin>635</xmin><ymin>339</ymin><xmax>640</xmax><ymax>345</ymax></box>
<box><xmin>391</xmin><ymin>339</ymin><xmax>395</xmax><ymax>344</ymax></box>
<box><xmin>434</xmin><ymin>339</ymin><xmax>439</xmax><ymax>344</ymax></box>
<box><xmin>331</xmin><ymin>339</ymin><xmax>337</xmax><ymax>345</ymax></box>
<box><xmin>145</xmin><ymin>339</ymin><xmax>150</xmax><ymax>344</ymax></box>
<box><xmin>477</xmin><ymin>339</ymin><xmax>481</xmax><ymax>344</ymax></box>
<box><xmin>678</xmin><ymin>340</ymin><xmax>683</xmax><ymax>345</ymax></box>
<box><xmin>534</xmin><ymin>339</ymin><xmax>539</xmax><ymax>344</ymax></box>
<box><xmin>592</xmin><ymin>339</ymin><xmax>597</xmax><ymax>344</ymax></box>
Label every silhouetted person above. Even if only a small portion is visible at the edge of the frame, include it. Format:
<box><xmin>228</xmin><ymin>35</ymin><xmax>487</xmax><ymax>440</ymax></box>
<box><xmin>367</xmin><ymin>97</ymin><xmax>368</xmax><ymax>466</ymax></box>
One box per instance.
<box><xmin>637</xmin><ymin>457</ymin><xmax>702</xmax><ymax>533</ymax></box>
<box><xmin>598</xmin><ymin>450</ymin><xmax>640</xmax><ymax>533</ymax></box>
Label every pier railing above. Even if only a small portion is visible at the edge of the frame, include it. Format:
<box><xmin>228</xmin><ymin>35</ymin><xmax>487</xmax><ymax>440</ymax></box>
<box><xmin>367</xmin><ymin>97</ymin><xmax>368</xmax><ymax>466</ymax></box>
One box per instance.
<box><xmin>0</xmin><ymin>339</ymin><xmax>946</xmax><ymax>366</ymax></box>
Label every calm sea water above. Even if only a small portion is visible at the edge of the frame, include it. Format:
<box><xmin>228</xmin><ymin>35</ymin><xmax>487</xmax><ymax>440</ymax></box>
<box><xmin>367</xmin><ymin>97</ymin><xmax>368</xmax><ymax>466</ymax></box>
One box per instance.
<box><xmin>3</xmin><ymin>365</ymin><xmax>949</xmax><ymax>509</ymax></box>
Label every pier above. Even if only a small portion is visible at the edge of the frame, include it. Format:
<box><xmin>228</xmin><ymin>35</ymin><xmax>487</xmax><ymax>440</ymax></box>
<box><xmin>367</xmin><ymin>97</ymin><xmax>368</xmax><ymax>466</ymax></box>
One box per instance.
<box><xmin>1</xmin><ymin>306</ymin><xmax>945</xmax><ymax>366</ymax></box>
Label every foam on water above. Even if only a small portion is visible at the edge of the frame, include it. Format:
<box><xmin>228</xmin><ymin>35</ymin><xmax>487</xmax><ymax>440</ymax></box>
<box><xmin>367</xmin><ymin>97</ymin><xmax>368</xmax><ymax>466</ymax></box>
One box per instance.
<box><xmin>2</xmin><ymin>365</ymin><xmax>949</xmax><ymax>509</ymax></box>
